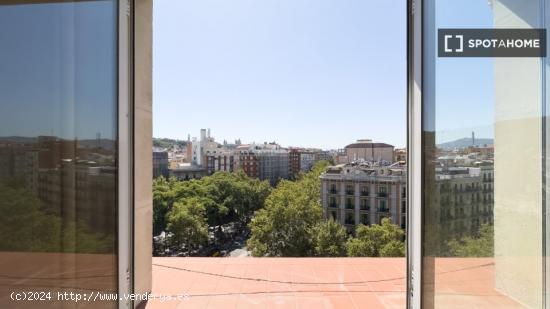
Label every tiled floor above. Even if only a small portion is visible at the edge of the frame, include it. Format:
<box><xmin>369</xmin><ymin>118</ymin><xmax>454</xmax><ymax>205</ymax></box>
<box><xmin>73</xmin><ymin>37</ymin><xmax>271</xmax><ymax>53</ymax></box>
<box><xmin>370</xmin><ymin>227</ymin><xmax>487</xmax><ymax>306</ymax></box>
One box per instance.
<box><xmin>146</xmin><ymin>257</ymin><xmax>522</xmax><ymax>309</ymax></box>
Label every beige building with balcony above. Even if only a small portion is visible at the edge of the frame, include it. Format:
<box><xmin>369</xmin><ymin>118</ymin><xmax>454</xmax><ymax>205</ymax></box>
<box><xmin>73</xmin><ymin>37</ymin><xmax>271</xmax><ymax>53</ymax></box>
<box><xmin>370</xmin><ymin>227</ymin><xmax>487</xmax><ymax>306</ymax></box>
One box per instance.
<box><xmin>320</xmin><ymin>163</ymin><xmax>407</xmax><ymax>231</ymax></box>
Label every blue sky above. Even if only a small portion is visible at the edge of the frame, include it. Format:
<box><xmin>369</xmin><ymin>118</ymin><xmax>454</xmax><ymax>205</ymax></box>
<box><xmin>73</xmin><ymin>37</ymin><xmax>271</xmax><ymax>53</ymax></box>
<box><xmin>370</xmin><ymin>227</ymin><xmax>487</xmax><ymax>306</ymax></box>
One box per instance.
<box><xmin>153</xmin><ymin>0</ymin><xmax>407</xmax><ymax>149</ymax></box>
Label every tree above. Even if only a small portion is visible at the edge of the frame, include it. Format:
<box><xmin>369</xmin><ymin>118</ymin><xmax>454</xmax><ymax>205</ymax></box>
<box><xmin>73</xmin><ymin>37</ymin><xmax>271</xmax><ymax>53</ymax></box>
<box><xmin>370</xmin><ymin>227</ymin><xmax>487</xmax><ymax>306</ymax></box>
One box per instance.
<box><xmin>247</xmin><ymin>161</ymin><xmax>328</xmax><ymax>256</ymax></box>
<box><xmin>202</xmin><ymin>171</ymin><xmax>270</xmax><ymax>234</ymax></box>
<box><xmin>0</xmin><ymin>181</ymin><xmax>114</xmax><ymax>254</ymax></box>
<box><xmin>446</xmin><ymin>224</ymin><xmax>493</xmax><ymax>257</ymax></box>
<box><xmin>313</xmin><ymin>219</ymin><xmax>348</xmax><ymax>257</ymax></box>
<box><xmin>346</xmin><ymin>218</ymin><xmax>405</xmax><ymax>257</ymax></box>
<box><xmin>166</xmin><ymin>198</ymin><xmax>208</xmax><ymax>254</ymax></box>
<box><xmin>152</xmin><ymin>172</ymin><xmax>270</xmax><ymax>245</ymax></box>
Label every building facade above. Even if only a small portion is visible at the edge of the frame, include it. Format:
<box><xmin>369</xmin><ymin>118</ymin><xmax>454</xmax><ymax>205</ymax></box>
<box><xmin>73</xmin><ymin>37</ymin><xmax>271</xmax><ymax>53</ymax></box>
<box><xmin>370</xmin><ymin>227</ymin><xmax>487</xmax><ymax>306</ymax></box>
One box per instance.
<box><xmin>152</xmin><ymin>151</ymin><xmax>169</xmax><ymax>179</ymax></box>
<box><xmin>237</xmin><ymin>144</ymin><xmax>289</xmax><ymax>185</ymax></box>
<box><xmin>320</xmin><ymin>163</ymin><xmax>407</xmax><ymax>232</ymax></box>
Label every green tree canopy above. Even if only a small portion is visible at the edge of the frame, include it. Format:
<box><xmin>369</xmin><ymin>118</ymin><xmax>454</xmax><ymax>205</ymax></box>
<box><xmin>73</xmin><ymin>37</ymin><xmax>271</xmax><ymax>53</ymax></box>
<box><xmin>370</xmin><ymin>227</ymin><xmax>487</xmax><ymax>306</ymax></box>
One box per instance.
<box><xmin>0</xmin><ymin>181</ymin><xmax>114</xmax><ymax>254</ymax></box>
<box><xmin>446</xmin><ymin>224</ymin><xmax>493</xmax><ymax>257</ymax></box>
<box><xmin>166</xmin><ymin>197</ymin><xmax>208</xmax><ymax>253</ymax></box>
<box><xmin>346</xmin><ymin>218</ymin><xmax>405</xmax><ymax>257</ymax></box>
<box><xmin>247</xmin><ymin>161</ymin><xmax>329</xmax><ymax>257</ymax></box>
<box><xmin>313</xmin><ymin>219</ymin><xmax>348</xmax><ymax>257</ymax></box>
<box><xmin>153</xmin><ymin>171</ymin><xmax>271</xmax><ymax>243</ymax></box>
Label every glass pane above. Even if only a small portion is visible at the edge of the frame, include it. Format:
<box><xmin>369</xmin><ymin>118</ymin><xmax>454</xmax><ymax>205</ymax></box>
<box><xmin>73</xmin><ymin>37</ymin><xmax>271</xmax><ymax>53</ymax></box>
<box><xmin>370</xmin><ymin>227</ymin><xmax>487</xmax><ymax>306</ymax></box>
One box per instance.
<box><xmin>422</xmin><ymin>0</ymin><xmax>546</xmax><ymax>308</ymax></box>
<box><xmin>0</xmin><ymin>1</ymin><xmax>118</xmax><ymax>308</ymax></box>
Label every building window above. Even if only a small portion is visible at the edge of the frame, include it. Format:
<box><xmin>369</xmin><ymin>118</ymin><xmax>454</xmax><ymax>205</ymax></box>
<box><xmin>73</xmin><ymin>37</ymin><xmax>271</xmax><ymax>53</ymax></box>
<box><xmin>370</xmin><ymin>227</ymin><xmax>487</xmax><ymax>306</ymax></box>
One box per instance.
<box><xmin>345</xmin><ymin>212</ymin><xmax>355</xmax><ymax>225</ymax></box>
<box><xmin>346</xmin><ymin>184</ymin><xmax>354</xmax><ymax>195</ymax></box>
<box><xmin>360</xmin><ymin>199</ymin><xmax>370</xmax><ymax>210</ymax></box>
<box><xmin>378</xmin><ymin>186</ymin><xmax>388</xmax><ymax>197</ymax></box>
<box><xmin>360</xmin><ymin>213</ymin><xmax>369</xmax><ymax>225</ymax></box>
<box><xmin>379</xmin><ymin>200</ymin><xmax>388</xmax><ymax>212</ymax></box>
<box><xmin>346</xmin><ymin>197</ymin><xmax>354</xmax><ymax>210</ymax></box>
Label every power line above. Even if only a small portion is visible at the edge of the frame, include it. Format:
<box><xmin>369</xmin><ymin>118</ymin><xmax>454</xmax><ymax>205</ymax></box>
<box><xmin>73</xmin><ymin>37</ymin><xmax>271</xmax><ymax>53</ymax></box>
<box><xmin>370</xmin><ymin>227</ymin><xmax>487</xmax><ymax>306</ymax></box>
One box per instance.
<box><xmin>152</xmin><ymin>261</ymin><xmax>493</xmax><ymax>285</ymax></box>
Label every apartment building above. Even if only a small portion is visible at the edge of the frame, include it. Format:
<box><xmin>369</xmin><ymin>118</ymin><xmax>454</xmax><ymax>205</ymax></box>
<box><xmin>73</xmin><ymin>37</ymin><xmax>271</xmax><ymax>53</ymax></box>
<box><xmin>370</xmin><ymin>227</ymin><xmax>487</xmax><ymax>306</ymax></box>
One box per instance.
<box><xmin>289</xmin><ymin>148</ymin><xmax>319</xmax><ymax>178</ymax></box>
<box><xmin>435</xmin><ymin>165</ymin><xmax>494</xmax><ymax>239</ymax></box>
<box><xmin>169</xmin><ymin>164</ymin><xmax>208</xmax><ymax>180</ymax></box>
<box><xmin>152</xmin><ymin>151</ymin><xmax>169</xmax><ymax>179</ymax></box>
<box><xmin>320</xmin><ymin>163</ymin><xmax>407</xmax><ymax>232</ymax></box>
<box><xmin>0</xmin><ymin>143</ymin><xmax>39</xmax><ymax>193</ymax></box>
<box><xmin>237</xmin><ymin>144</ymin><xmax>289</xmax><ymax>185</ymax></box>
<box><xmin>204</xmin><ymin>151</ymin><xmax>236</xmax><ymax>174</ymax></box>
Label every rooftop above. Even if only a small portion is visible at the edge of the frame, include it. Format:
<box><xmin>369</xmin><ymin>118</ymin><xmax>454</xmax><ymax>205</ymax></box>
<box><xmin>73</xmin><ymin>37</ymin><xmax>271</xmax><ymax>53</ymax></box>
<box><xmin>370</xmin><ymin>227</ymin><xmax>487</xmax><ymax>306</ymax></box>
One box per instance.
<box><xmin>345</xmin><ymin>142</ymin><xmax>394</xmax><ymax>149</ymax></box>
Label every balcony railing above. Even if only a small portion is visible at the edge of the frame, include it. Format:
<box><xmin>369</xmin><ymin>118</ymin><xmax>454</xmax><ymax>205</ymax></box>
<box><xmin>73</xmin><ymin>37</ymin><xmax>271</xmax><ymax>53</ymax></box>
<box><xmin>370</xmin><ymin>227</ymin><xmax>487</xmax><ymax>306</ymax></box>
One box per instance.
<box><xmin>329</xmin><ymin>203</ymin><xmax>338</xmax><ymax>208</ymax></box>
<box><xmin>378</xmin><ymin>207</ymin><xmax>389</xmax><ymax>213</ymax></box>
<box><xmin>346</xmin><ymin>203</ymin><xmax>354</xmax><ymax>210</ymax></box>
<box><xmin>361</xmin><ymin>191</ymin><xmax>369</xmax><ymax>196</ymax></box>
<box><xmin>360</xmin><ymin>205</ymin><xmax>370</xmax><ymax>211</ymax></box>
<box><xmin>346</xmin><ymin>190</ymin><xmax>355</xmax><ymax>195</ymax></box>
<box><xmin>329</xmin><ymin>189</ymin><xmax>338</xmax><ymax>194</ymax></box>
<box><xmin>345</xmin><ymin>219</ymin><xmax>355</xmax><ymax>225</ymax></box>
<box><xmin>378</xmin><ymin>192</ymin><xmax>388</xmax><ymax>198</ymax></box>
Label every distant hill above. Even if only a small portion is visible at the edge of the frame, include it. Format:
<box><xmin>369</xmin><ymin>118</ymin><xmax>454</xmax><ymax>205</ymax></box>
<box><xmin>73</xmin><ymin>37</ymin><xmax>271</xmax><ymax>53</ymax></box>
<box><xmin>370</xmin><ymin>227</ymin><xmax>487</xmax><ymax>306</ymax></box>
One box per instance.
<box><xmin>437</xmin><ymin>138</ymin><xmax>493</xmax><ymax>150</ymax></box>
<box><xmin>153</xmin><ymin>137</ymin><xmax>187</xmax><ymax>149</ymax></box>
<box><xmin>0</xmin><ymin>136</ymin><xmax>116</xmax><ymax>150</ymax></box>
<box><xmin>0</xmin><ymin>136</ymin><xmax>38</xmax><ymax>144</ymax></box>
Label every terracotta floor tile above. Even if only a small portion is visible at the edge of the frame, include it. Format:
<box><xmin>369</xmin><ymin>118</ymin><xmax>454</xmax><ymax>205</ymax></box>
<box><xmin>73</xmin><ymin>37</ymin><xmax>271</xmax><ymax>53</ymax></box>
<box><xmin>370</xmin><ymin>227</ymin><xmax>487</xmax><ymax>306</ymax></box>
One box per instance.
<box><xmin>148</xmin><ymin>257</ymin><xmax>524</xmax><ymax>309</ymax></box>
<box><xmin>236</xmin><ymin>294</ymin><xmax>269</xmax><ymax>308</ymax></box>
<box><xmin>205</xmin><ymin>295</ymin><xmax>239</xmax><ymax>309</ymax></box>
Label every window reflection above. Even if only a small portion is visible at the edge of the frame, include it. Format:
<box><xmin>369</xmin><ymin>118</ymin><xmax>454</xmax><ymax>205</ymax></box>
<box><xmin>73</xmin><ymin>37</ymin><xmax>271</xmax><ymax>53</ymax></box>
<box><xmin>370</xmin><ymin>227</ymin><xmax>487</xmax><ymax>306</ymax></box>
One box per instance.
<box><xmin>423</xmin><ymin>0</ymin><xmax>545</xmax><ymax>308</ymax></box>
<box><xmin>0</xmin><ymin>1</ymin><xmax>118</xmax><ymax>308</ymax></box>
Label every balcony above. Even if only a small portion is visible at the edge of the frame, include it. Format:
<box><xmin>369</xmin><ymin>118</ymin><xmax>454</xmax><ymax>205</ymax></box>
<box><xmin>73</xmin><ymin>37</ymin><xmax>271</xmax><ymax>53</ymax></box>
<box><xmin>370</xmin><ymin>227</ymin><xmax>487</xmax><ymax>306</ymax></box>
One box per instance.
<box><xmin>346</xmin><ymin>190</ymin><xmax>355</xmax><ymax>196</ymax></box>
<box><xmin>360</xmin><ymin>191</ymin><xmax>369</xmax><ymax>196</ymax></box>
<box><xmin>145</xmin><ymin>257</ymin><xmax>522</xmax><ymax>308</ymax></box>
<box><xmin>328</xmin><ymin>203</ymin><xmax>338</xmax><ymax>208</ymax></box>
<box><xmin>378</xmin><ymin>192</ymin><xmax>388</xmax><ymax>198</ymax></box>
<box><xmin>378</xmin><ymin>207</ymin><xmax>389</xmax><ymax>213</ymax></box>
<box><xmin>360</xmin><ymin>205</ymin><xmax>370</xmax><ymax>211</ymax></box>
<box><xmin>329</xmin><ymin>189</ymin><xmax>338</xmax><ymax>194</ymax></box>
<box><xmin>345</xmin><ymin>203</ymin><xmax>354</xmax><ymax>210</ymax></box>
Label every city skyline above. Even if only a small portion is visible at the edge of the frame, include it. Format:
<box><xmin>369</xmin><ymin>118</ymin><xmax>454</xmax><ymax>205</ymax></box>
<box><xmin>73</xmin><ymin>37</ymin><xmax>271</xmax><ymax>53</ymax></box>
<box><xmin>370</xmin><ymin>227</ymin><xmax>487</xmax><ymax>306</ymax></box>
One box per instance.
<box><xmin>154</xmin><ymin>129</ymin><xmax>403</xmax><ymax>151</ymax></box>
